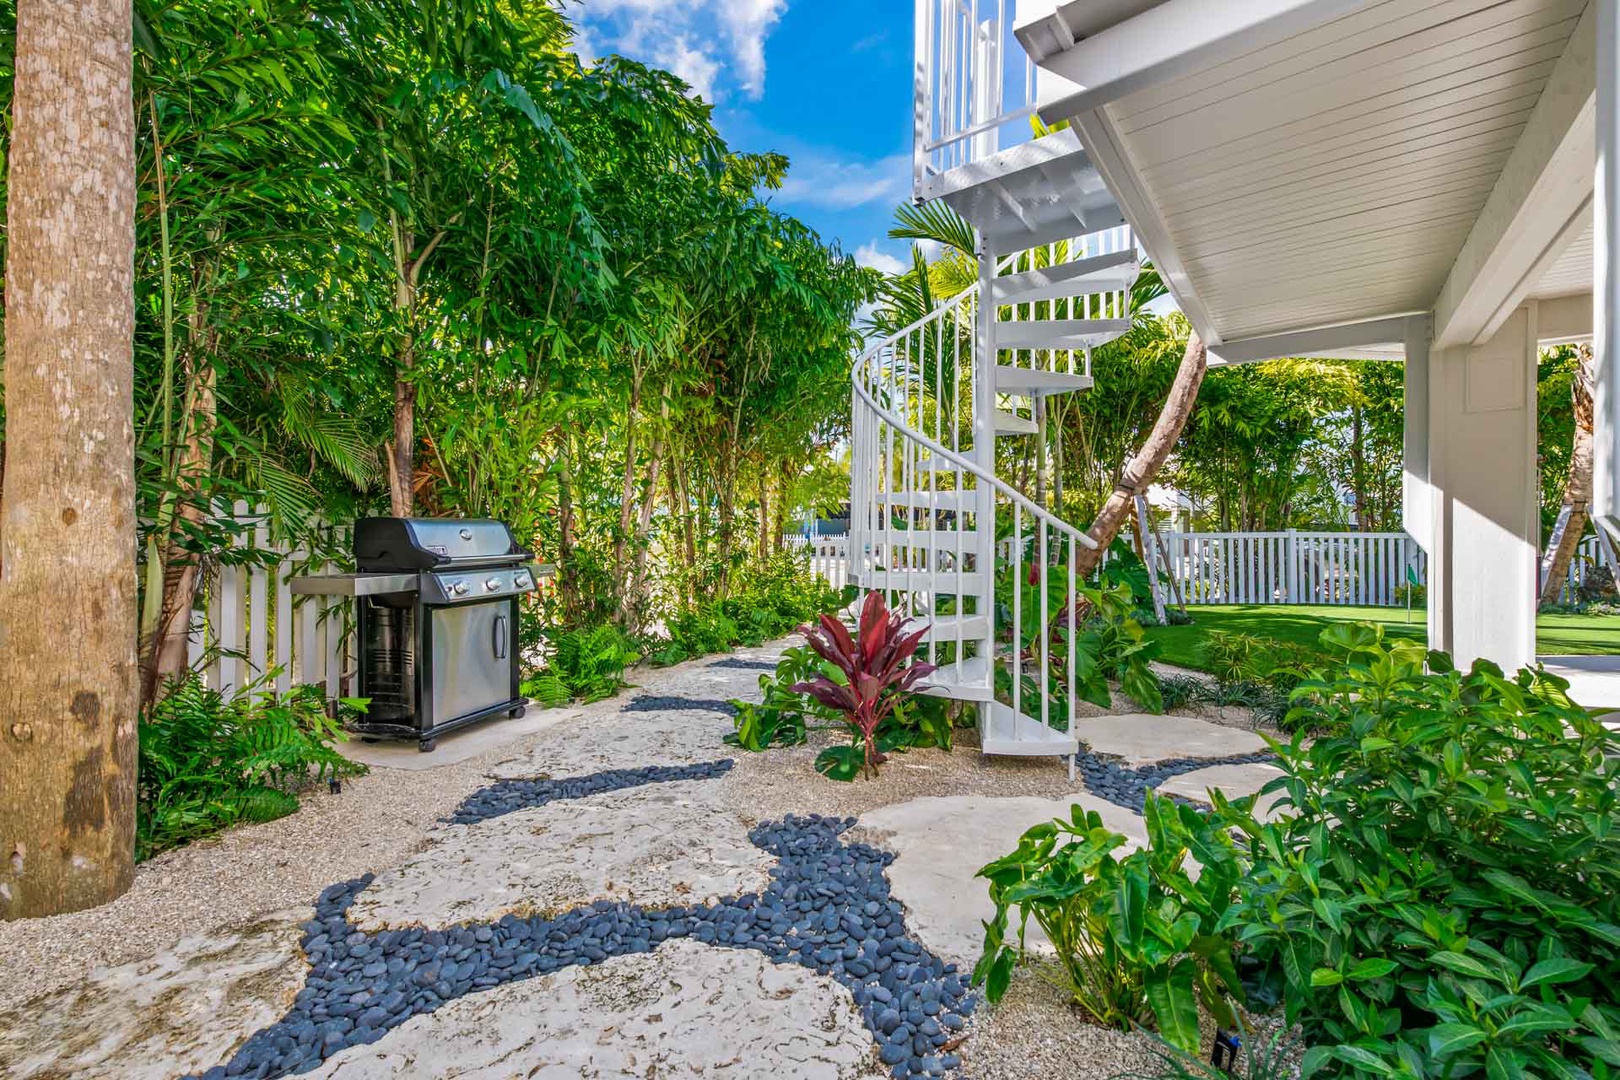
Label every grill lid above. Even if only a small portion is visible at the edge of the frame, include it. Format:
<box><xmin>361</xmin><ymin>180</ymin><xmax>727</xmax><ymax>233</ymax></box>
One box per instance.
<box><xmin>354</xmin><ymin>517</ymin><xmax>529</xmax><ymax>571</ymax></box>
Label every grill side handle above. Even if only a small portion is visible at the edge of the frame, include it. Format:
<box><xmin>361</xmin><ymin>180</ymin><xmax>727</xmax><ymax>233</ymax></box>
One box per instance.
<box><xmin>493</xmin><ymin>614</ymin><xmax>508</xmax><ymax>660</ymax></box>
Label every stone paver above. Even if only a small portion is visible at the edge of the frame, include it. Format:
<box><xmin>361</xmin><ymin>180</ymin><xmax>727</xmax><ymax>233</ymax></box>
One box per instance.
<box><xmin>1155</xmin><ymin>761</ymin><xmax>1290</xmax><ymax>820</ymax></box>
<box><xmin>1073</xmin><ymin>713</ymin><xmax>1267</xmax><ymax>767</ymax></box>
<box><xmin>0</xmin><ymin>913</ymin><xmax>306</xmax><ymax>1080</ymax></box>
<box><xmin>486</xmin><ymin>651</ymin><xmax>778</xmax><ymax>780</ymax></box>
<box><xmin>305</xmin><ymin>939</ymin><xmax>882</xmax><ymax>1079</ymax></box>
<box><xmin>856</xmin><ymin>793</ymin><xmax>1148</xmax><ymax>966</ymax></box>
<box><xmin>348</xmin><ymin>780</ymin><xmax>772</xmax><ymax>931</ymax></box>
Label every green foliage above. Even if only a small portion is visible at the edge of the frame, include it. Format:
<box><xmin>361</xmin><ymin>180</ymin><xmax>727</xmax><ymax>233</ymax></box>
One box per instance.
<box><xmin>532</xmin><ymin>624</ymin><xmax>641</xmax><ymax>703</ymax></box>
<box><xmin>727</xmin><ymin>645</ymin><xmax>838</xmax><ymax>751</ymax></box>
<box><xmin>1391</xmin><ymin>582</ymin><xmax>1426</xmax><ymax>607</ymax></box>
<box><xmin>652</xmin><ymin>552</ymin><xmax>840</xmax><ymax>666</ymax></box>
<box><xmin>1218</xmin><ymin>628</ymin><xmax>1620</xmax><ymax>1079</ymax></box>
<box><xmin>1114</xmin><ymin>1027</ymin><xmax>1301</xmax><ymax>1080</ymax></box>
<box><xmin>1069</xmin><ymin>582</ymin><xmax>1165</xmax><ymax>714</ymax></box>
<box><xmin>1200</xmin><ymin>631</ymin><xmax>1325</xmax><ymax>730</ymax></box>
<box><xmin>974</xmin><ymin>796</ymin><xmax>1246</xmax><ymax>1054</ymax></box>
<box><xmin>138</xmin><ymin>675</ymin><xmax>367</xmax><ymax>860</ymax></box>
<box><xmin>1155</xmin><ymin>673</ymin><xmax>1207</xmax><ymax>711</ymax></box>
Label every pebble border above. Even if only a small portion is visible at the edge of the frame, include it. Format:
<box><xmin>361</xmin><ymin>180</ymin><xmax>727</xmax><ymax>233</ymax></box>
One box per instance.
<box><xmin>446</xmin><ymin>759</ymin><xmax>736</xmax><ymax>825</ymax></box>
<box><xmin>1077</xmin><ymin>750</ymin><xmax>1277</xmax><ymax>812</ymax></box>
<box><xmin>189</xmin><ymin>815</ymin><xmax>973</xmax><ymax>1080</ymax></box>
<box><xmin>709</xmin><ymin>658</ymin><xmax>780</xmax><ymax>671</ymax></box>
<box><xmin>622</xmin><ymin>695</ymin><xmax>739</xmax><ymax>715</ymax></box>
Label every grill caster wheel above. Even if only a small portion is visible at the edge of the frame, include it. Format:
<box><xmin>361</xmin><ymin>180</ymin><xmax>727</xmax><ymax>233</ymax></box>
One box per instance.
<box><xmin>418</xmin><ymin>738</ymin><xmax>438</xmax><ymax>754</ymax></box>
<box><xmin>509</xmin><ymin>705</ymin><xmax>527</xmax><ymax>719</ymax></box>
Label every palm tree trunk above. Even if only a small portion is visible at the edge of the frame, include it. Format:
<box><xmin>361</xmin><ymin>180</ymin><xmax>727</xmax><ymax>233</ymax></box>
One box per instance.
<box><xmin>1076</xmin><ymin>333</ymin><xmax>1207</xmax><ymax>577</ymax></box>
<box><xmin>1540</xmin><ymin>343</ymin><xmax>1595</xmax><ymax>605</ymax></box>
<box><xmin>0</xmin><ymin>0</ymin><xmax>138</xmax><ymax>918</ymax></box>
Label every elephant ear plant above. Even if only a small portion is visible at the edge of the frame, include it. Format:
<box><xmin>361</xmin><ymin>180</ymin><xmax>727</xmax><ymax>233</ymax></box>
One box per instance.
<box><xmin>792</xmin><ymin>590</ymin><xmax>937</xmax><ymax>780</ymax></box>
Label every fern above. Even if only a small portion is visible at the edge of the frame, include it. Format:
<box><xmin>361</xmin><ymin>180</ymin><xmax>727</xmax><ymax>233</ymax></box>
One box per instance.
<box><xmin>137</xmin><ymin>674</ymin><xmax>367</xmax><ymax>860</ymax></box>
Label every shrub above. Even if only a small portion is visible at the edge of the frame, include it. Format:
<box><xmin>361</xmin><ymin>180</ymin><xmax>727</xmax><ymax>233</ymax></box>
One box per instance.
<box><xmin>1392</xmin><ymin>582</ymin><xmax>1426</xmax><ymax>607</ymax></box>
<box><xmin>1219</xmin><ymin>625</ymin><xmax>1620</xmax><ymax>1079</ymax></box>
<box><xmin>1155</xmin><ymin>672</ymin><xmax>1207</xmax><ymax>711</ymax></box>
<box><xmin>792</xmin><ymin>591</ymin><xmax>936</xmax><ymax>780</ymax></box>
<box><xmin>528</xmin><ymin>624</ymin><xmax>641</xmax><ymax>703</ymax></box>
<box><xmin>726</xmin><ymin>645</ymin><xmax>837</xmax><ymax>750</ymax></box>
<box><xmin>974</xmin><ymin>795</ymin><xmax>1246</xmax><ymax>1054</ymax></box>
<box><xmin>1115</xmin><ymin>1027</ymin><xmax>1299</xmax><ymax>1080</ymax></box>
<box><xmin>138</xmin><ymin>676</ymin><xmax>367</xmax><ymax>860</ymax></box>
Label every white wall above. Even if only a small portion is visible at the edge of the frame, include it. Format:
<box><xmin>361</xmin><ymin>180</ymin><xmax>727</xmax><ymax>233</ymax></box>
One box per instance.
<box><xmin>1421</xmin><ymin>306</ymin><xmax>1540</xmax><ymax>670</ymax></box>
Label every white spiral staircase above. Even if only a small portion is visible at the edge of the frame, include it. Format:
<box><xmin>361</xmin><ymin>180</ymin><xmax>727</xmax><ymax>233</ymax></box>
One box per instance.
<box><xmin>850</xmin><ymin>224</ymin><xmax>1139</xmax><ymax>770</ymax></box>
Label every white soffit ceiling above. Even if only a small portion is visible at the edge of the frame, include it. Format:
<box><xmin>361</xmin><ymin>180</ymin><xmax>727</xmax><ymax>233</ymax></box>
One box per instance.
<box><xmin>1534</xmin><ymin>213</ymin><xmax>1593</xmax><ymax>298</ymax></box>
<box><xmin>1101</xmin><ymin>0</ymin><xmax>1588</xmax><ymax>341</ymax></box>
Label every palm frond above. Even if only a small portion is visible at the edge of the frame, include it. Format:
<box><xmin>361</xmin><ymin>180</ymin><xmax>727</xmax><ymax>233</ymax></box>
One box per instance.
<box><xmin>889</xmin><ymin>201</ymin><xmax>977</xmax><ymax>259</ymax></box>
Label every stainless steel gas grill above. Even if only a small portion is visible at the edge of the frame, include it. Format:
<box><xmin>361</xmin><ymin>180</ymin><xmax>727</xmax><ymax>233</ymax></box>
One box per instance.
<box><xmin>292</xmin><ymin>518</ymin><xmax>551</xmax><ymax>752</ymax></box>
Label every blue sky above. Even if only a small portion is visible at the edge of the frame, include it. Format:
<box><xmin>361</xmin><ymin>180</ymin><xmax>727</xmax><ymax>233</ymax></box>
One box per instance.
<box><xmin>572</xmin><ymin>0</ymin><xmax>917</xmax><ymax>275</ymax></box>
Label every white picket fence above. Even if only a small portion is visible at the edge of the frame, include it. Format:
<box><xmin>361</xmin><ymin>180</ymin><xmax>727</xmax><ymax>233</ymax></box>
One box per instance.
<box><xmin>787</xmin><ymin>533</ymin><xmax>851</xmax><ymax>591</ymax></box>
<box><xmin>178</xmin><ymin>501</ymin><xmax>355</xmax><ymax>703</ymax></box>
<box><xmin>789</xmin><ymin>528</ymin><xmax>1615</xmax><ymax>608</ymax></box>
<box><xmin>1154</xmin><ymin>531</ymin><xmax>1424</xmax><ymax>606</ymax></box>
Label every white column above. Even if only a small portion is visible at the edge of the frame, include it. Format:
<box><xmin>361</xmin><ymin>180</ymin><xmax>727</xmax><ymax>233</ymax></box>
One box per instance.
<box><xmin>1402</xmin><ymin>320</ymin><xmax>1432</xmax><ymax>552</ymax></box>
<box><xmin>1424</xmin><ymin>306</ymin><xmax>1540</xmax><ymax>670</ymax></box>
<box><xmin>1597</xmin><ymin>0</ymin><xmax>1620</xmax><ymax>533</ymax></box>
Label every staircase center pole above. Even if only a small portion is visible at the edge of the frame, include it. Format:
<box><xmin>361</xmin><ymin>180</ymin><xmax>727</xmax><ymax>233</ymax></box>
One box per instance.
<box><xmin>976</xmin><ymin>234</ymin><xmax>999</xmax><ymax>708</ymax></box>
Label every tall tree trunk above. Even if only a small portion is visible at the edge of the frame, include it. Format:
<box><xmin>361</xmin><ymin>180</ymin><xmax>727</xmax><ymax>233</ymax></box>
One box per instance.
<box><xmin>387</xmin><ymin>266</ymin><xmax>416</xmax><ymax>517</ymax></box>
<box><xmin>0</xmin><ymin>0</ymin><xmax>137</xmax><ymax>918</ymax></box>
<box><xmin>1076</xmin><ymin>334</ymin><xmax>1207</xmax><ymax>577</ymax></box>
<box><xmin>1540</xmin><ymin>343</ymin><xmax>1596</xmax><ymax>605</ymax></box>
<box><xmin>625</xmin><ymin>397</ymin><xmax>668</xmax><ymax>627</ymax></box>
<box><xmin>556</xmin><ymin>436</ymin><xmax>578</xmax><ymax>621</ymax></box>
<box><xmin>771</xmin><ymin>460</ymin><xmax>791</xmax><ymax>553</ymax></box>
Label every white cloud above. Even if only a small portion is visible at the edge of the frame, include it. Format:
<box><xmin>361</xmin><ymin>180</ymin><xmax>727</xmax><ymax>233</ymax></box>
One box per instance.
<box><xmin>777</xmin><ymin>152</ymin><xmax>911</xmax><ymax>211</ymax></box>
<box><xmin>855</xmin><ymin>243</ymin><xmax>906</xmax><ymax>275</ymax></box>
<box><xmin>579</xmin><ymin>0</ymin><xmax>787</xmax><ymax>101</ymax></box>
<box><xmin>652</xmin><ymin>36</ymin><xmax>722</xmax><ymax>102</ymax></box>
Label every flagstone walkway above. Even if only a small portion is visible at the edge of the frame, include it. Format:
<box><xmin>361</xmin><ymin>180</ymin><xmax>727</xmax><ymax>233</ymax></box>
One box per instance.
<box><xmin>0</xmin><ymin>641</ymin><xmax>1277</xmax><ymax>1080</ymax></box>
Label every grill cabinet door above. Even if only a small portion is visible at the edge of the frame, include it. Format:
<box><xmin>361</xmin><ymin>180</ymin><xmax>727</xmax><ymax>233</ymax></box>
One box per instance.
<box><xmin>428</xmin><ymin>601</ymin><xmax>512</xmax><ymax>723</ymax></box>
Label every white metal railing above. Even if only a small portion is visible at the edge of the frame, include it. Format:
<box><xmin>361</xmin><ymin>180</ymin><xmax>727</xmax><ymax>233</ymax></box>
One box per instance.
<box><xmin>786</xmin><ymin>534</ymin><xmax>851</xmax><ymax>590</ymax></box>
<box><xmin>915</xmin><ymin>0</ymin><xmax>1043</xmax><ymax>196</ymax></box>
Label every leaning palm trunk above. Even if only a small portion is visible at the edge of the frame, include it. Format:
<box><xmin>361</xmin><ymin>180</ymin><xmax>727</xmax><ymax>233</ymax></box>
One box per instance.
<box><xmin>1074</xmin><ymin>333</ymin><xmax>1208</xmax><ymax>578</ymax></box>
<box><xmin>1540</xmin><ymin>343</ymin><xmax>1596</xmax><ymax>606</ymax></box>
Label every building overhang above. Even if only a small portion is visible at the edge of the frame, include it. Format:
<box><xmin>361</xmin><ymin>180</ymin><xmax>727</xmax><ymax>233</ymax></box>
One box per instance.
<box><xmin>1024</xmin><ymin>0</ymin><xmax>1596</xmax><ymax>354</ymax></box>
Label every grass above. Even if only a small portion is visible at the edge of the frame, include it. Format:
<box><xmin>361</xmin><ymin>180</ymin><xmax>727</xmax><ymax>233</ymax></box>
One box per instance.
<box><xmin>1146</xmin><ymin>604</ymin><xmax>1620</xmax><ymax>673</ymax></box>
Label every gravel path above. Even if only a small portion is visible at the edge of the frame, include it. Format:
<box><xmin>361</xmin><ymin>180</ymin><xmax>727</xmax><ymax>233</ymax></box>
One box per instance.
<box><xmin>0</xmin><ymin>635</ymin><xmax>1285</xmax><ymax>1079</ymax></box>
<box><xmin>0</xmin><ymin>648</ymin><xmax>777</xmax><ymax>1013</ymax></box>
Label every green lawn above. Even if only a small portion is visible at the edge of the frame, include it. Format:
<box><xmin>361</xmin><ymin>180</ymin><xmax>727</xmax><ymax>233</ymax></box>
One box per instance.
<box><xmin>1145</xmin><ymin>604</ymin><xmax>1620</xmax><ymax>672</ymax></box>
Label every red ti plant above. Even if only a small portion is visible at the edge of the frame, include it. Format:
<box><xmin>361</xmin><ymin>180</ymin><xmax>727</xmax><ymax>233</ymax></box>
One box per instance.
<box><xmin>791</xmin><ymin>591</ymin><xmax>937</xmax><ymax>779</ymax></box>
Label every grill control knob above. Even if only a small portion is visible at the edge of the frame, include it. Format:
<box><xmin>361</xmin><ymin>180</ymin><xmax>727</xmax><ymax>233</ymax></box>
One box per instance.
<box><xmin>486</xmin><ymin>578</ymin><xmax>501</xmax><ymax>592</ymax></box>
<box><xmin>459</xmin><ymin>528</ymin><xmax>473</xmax><ymax>540</ymax></box>
<box><xmin>515</xmin><ymin>574</ymin><xmax>530</xmax><ymax>589</ymax></box>
<box><xmin>452</xmin><ymin>581</ymin><xmax>468</xmax><ymax>596</ymax></box>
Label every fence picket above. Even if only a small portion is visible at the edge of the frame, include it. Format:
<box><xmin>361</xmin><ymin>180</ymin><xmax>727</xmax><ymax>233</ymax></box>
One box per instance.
<box><xmin>248</xmin><ymin>508</ymin><xmax>269</xmax><ymax>689</ymax></box>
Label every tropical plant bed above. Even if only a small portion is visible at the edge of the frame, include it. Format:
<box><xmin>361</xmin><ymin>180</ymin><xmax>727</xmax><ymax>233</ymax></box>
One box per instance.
<box><xmin>971</xmin><ymin>626</ymin><xmax>1620</xmax><ymax>1079</ymax></box>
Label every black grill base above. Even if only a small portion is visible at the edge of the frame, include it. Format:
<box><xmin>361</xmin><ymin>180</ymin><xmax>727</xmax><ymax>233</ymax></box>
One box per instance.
<box><xmin>348</xmin><ymin>696</ymin><xmax>529</xmax><ymax>752</ymax></box>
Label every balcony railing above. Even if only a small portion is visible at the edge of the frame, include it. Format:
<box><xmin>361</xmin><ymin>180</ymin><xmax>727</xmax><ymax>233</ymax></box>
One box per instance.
<box><xmin>914</xmin><ymin>0</ymin><xmax>1044</xmax><ymax>199</ymax></box>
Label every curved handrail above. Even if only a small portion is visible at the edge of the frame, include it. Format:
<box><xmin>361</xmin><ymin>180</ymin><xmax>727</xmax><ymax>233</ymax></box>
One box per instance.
<box><xmin>851</xmin><ymin>255</ymin><xmax>1099</xmax><ymax>551</ymax></box>
<box><xmin>850</xmin><ymin>368</ymin><xmax>1099</xmax><ymax>551</ymax></box>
